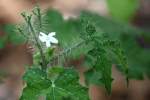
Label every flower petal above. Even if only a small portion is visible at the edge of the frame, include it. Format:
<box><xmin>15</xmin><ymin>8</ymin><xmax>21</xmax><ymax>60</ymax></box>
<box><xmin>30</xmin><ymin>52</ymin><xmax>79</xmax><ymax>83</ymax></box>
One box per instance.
<box><xmin>39</xmin><ymin>32</ymin><xmax>47</xmax><ymax>37</ymax></box>
<box><xmin>48</xmin><ymin>32</ymin><xmax>56</xmax><ymax>37</ymax></box>
<box><xmin>39</xmin><ymin>35</ymin><xmax>46</xmax><ymax>42</ymax></box>
<box><xmin>39</xmin><ymin>32</ymin><xmax>47</xmax><ymax>42</ymax></box>
<box><xmin>46</xmin><ymin>41</ymin><xmax>51</xmax><ymax>47</ymax></box>
<box><xmin>50</xmin><ymin>37</ymin><xmax>58</xmax><ymax>44</ymax></box>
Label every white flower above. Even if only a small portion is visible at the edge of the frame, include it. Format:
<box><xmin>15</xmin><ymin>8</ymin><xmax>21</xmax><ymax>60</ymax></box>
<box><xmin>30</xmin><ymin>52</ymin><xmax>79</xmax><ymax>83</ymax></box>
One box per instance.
<box><xmin>39</xmin><ymin>32</ymin><xmax>58</xmax><ymax>47</ymax></box>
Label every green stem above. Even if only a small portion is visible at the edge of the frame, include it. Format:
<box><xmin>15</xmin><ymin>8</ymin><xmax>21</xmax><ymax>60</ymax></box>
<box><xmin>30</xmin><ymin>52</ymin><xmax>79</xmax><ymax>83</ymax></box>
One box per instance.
<box><xmin>27</xmin><ymin>17</ymin><xmax>47</xmax><ymax>70</ymax></box>
<box><xmin>51</xmin><ymin>81</ymin><xmax>56</xmax><ymax>100</ymax></box>
<box><xmin>37</xmin><ymin>7</ymin><xmax>42</xmax><ymax>29</ymax></box>
<box><xmin>33</xmin><ymin>5</ymin><xmax>42</xmax><ymax>29</ymax></box>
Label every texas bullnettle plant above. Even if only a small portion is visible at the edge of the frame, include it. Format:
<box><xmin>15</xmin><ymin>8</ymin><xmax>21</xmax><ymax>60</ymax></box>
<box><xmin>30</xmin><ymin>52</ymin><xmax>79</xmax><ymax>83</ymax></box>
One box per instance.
<box><xmin>17</xmin><ymin>6</ymin><xmax>128</xmax><ymax>100</ymax></box>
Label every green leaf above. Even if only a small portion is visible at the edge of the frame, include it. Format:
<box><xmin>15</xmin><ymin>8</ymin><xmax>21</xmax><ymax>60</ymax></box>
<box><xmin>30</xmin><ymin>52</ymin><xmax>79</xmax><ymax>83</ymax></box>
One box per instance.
<box><xmin>23</xmin><ymin>68</ymin><xmax>50</xmax><ymax>88</ymax></box>
<box><xmin>84</xmin><ymin>46</ymin><xmax>113</xmax><ymax>94</ymax></box>
<box><xmin>106</xmin><ymin>0</ymin><xmax>139</xmax><ymax>22</ymax></box>
<box><xmin>95</xmin><ymin>54</ymin><xmax>113</xmax><ymax>94</ymax></box>
<box><xmin>20</xmin><ymin>87</ymin><xmax>43</xmax><ymax>100</ymax></box>
<box><xmin>20</xmin><ymin>67</ymin><xmax>89</xmax><ymax>100</ymax></box>
<box><xmin>84</xmin><ymin>69</ymin><xmax>103</xmax><ymax>86</ymax></box>
<box><xmin>20</xmin><ymin>68</ymin><xmax>51</xmax><ymax>100</ymax></box>
<box><xmin>83</xmin><ymin>54</ymin><xmax>96</xmax><ymax>69</ymax></box>
<box><xmin>45</xmin><ymin>48</ymin><xmax>54</xmax><ymax>63</ymax></box>
<box><xmin>102</xmin><ymin>40</ymin><xmax>129</xmax><ymax>83</ymax></box>
<box><xmin>47</xmin><ymin>66</ymin><xmax>64</xmax><ymax>81</ymax></box>
<box><xmin>46</xmin><ymin>68</ymin><xmax>89</xmax><ymax>100</ymax></box>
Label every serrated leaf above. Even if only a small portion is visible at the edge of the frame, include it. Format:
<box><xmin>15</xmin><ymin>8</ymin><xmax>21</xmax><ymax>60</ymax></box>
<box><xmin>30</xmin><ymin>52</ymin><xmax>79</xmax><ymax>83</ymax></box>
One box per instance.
<box><xmin>20</xmin><ymin>87</ymin><xmax>43</xmax><ymax>100</ymax></box>
<box><xmin>20</xmin><ymin>68</ymin><xmax>51</xmax><ymax>100</ymax></box>
<box><xmin>46</xmin><ymin>68</ymin><xmax>89</xmax><ymax>100</ymax></box>
<box><xmin>84</xmin><ymin>47</ymin><xmax>113</xmax><ymax>94</ymax></box>
<box><xmin>20</xmin><ymin>67</ymin><xmax>89</xmax><ymax>100</ymax></box>
<box><xmin>96</xmin><ymin>55</ymin><xmax>113</xmax><ymax>94</ymax></box>
<box><xmin>23</xmin><ymin>68</ymin><xmax>50</xmax><ymax>88</ymax></box>
<box><xmin>101</xmin><ymin>39</ymin><xmax>129</xmax><ymax>83</ymax></box>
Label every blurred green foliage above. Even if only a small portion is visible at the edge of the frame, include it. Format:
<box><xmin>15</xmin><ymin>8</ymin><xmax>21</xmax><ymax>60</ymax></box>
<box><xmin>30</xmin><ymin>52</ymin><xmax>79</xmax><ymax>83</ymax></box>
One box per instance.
<box><xmin>0</xmin><ymin>25</ymin><xmax>25</xmax><ymax>49</ymax></box>
<box><xmin>106</xmin><ymin>0</ymin><xmax>139</xmax><ymax>22</ymax></box>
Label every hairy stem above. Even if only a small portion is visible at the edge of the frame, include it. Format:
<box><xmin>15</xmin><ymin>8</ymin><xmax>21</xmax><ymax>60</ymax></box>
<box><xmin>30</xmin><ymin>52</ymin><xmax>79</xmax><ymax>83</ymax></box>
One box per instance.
<box><xmin>27</xmin><ymin>17</ymin><xmax>47</xmax><ymax>70</ymax></box>
<box><xmin>33</xmin><ymin>5</ymin><xmax>42</xmax><ymax>29</ymax></box>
